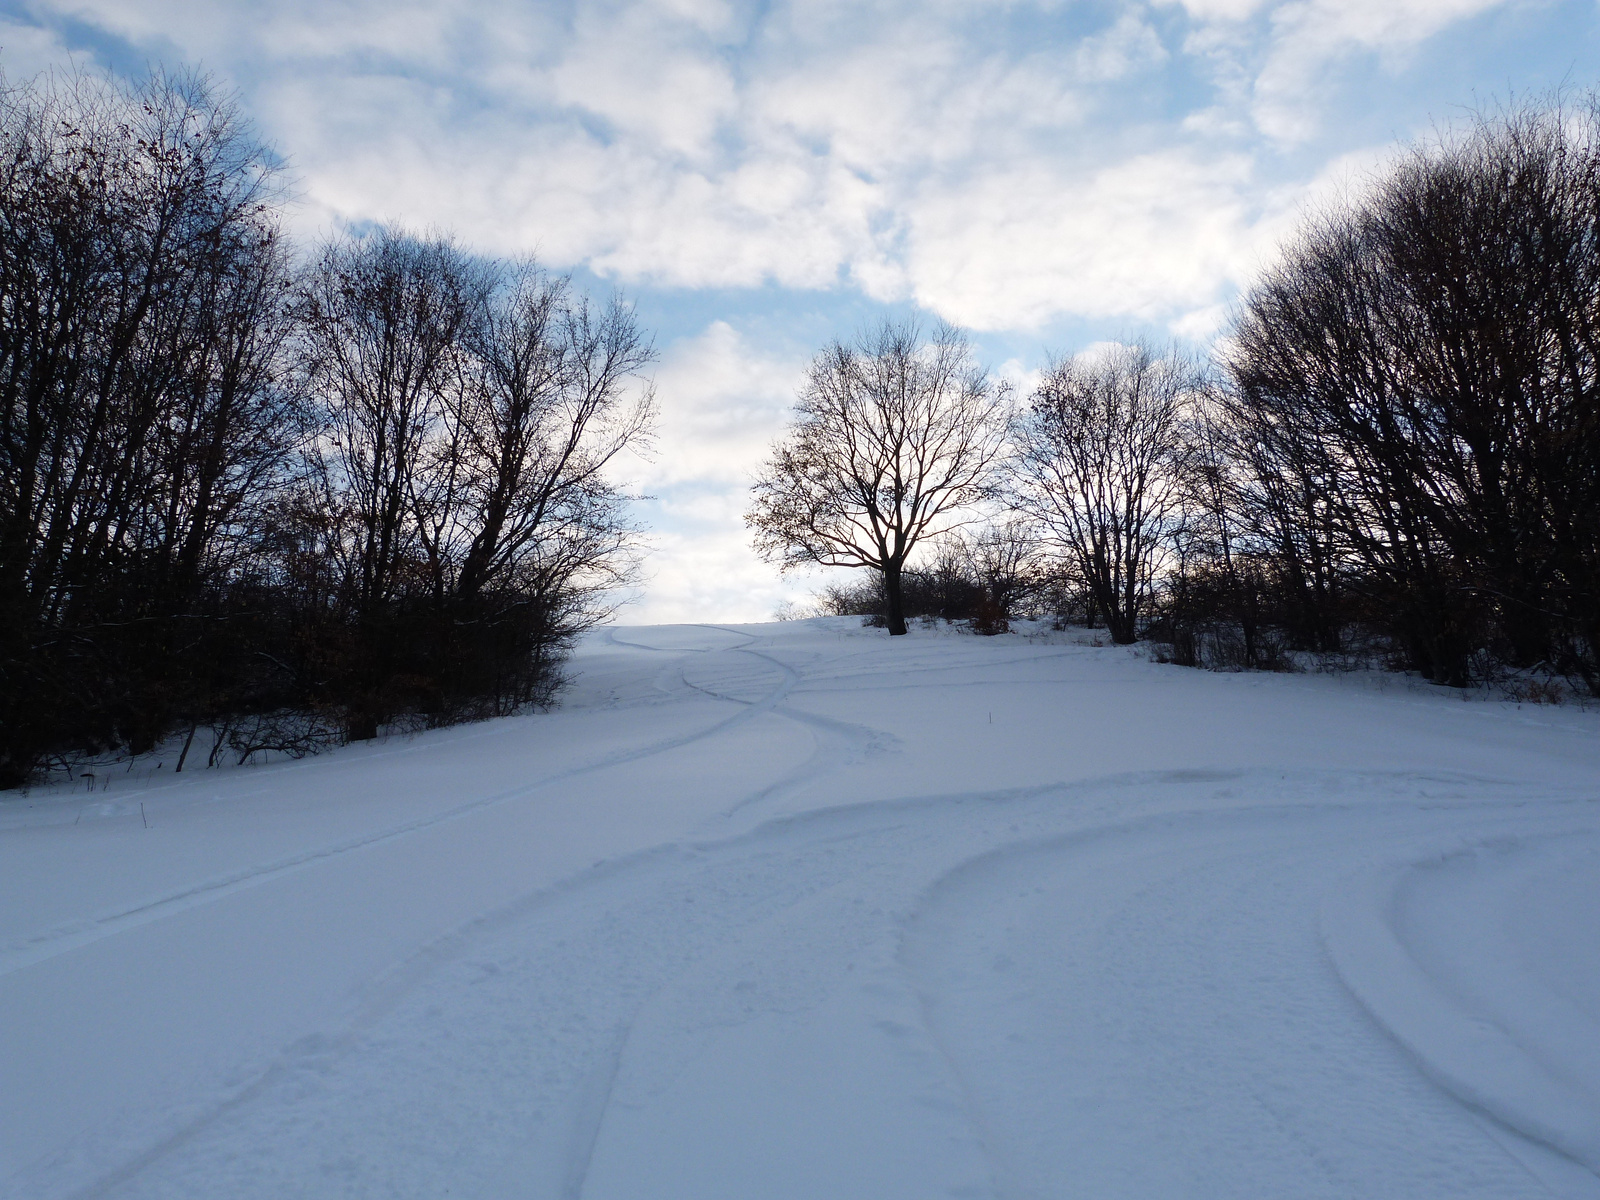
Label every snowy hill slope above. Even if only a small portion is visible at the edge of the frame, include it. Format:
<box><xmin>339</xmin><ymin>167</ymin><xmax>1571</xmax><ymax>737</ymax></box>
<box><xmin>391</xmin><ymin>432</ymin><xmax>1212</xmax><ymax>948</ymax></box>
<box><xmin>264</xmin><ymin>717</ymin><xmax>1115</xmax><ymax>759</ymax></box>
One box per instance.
<box><xmin>3</xmin><ymin>619</ymin><xmax>1598</xmax><ymax>1198</ymax></box>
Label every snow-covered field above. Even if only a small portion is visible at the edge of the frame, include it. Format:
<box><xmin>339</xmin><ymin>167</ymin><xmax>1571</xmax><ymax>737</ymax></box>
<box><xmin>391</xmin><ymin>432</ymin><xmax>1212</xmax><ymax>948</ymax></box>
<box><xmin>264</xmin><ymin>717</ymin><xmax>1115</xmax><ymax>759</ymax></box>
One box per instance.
<box><xmin>4</xmin><ymin>618</ymin><xmax>1598</xmax><ymax>1199</ymax></box>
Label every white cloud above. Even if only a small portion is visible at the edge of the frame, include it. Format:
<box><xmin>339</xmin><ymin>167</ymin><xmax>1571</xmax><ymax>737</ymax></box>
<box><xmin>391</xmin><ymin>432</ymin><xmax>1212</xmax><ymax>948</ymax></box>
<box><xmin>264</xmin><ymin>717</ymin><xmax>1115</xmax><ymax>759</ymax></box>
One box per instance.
<box><xmin>1073</xmin><ymin>12</ymin><xmax>1168</xmax><ymax>81</ymax></box>
<box><xmin>613</xmin><ymin>320</ymin><xmax>810</xmax><ymax>622</ymax></box>
<box><xmin>995</xmin><ymin>356</ymin><xmax>1044</xmax><ymax>398</ymax></box>
<box><xmin>1156</xmin><ymin>0</ymin><xmax>1514</xmax><ymax>143</ymax></box>
<box><xmin>0</xmin><ymin>18</ymin><xmax>76</xmax><ymax>80</ymax></box>
<box><xmin>548</xmin><ymin>1</ymin><xmax>738</xmax><ymax>160</ymax></box>
<box><xmin>633</xmin><ymin>320</ymin><xmax>805</xmax><ymax>489</ymax></box>
<box><xmin>7</xmin><ymin>0</ymin><xmax>1185</xmax><ymax>320</ymax></box>
<box><xmin>627</xmin><ymin>517</ymin><xmax>816</xmax><ymax>623</ymax></box>
<box><xmin>1169</xmin><ymin>302</ymin><xmax>1231</xmax><ymax>341</ymax></box>
<box><xmin>1163</xmin><ymin>0</ymin><xmax>1272</xmax><ymax>19</ymax></box>
<box><xmin>1241</xmin><ymin>0</ymin><xmax>1508</xmax><ymax>142</ymax></box>
<box><xmin>903</xmin><ymin>148</ymin><xmax>1278</xmax><ymax>330</ymax></box>
<box><xmin>1073</xmin><ymin>338</ymin><xmax>1139</xmax><ymax>365</ymax></box>
<box><xmin>21</xmin><ymin>0</ymin><xmax>1539</xmax><ymax>300</ymax></box>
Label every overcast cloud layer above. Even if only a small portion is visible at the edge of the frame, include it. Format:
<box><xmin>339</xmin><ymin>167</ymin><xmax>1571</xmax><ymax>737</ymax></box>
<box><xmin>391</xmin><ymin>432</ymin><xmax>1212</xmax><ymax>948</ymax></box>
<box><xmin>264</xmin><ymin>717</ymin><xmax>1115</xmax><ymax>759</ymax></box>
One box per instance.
<box><xmin>3</xmin><ymin>0</ymin><xmax>1596</xmax><ymax>620</ymax></box>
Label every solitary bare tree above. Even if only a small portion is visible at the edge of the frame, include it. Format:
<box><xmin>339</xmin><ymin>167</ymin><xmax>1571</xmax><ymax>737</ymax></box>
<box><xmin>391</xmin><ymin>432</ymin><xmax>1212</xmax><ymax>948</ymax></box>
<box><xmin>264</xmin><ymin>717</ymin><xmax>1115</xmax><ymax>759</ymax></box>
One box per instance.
<box><xmin>746</xmin><ymin>320</ymin><xmax>1009</xmax><ymax>635</ymax></box>
<box><xmin>1009</xmin><ymin>342</ymin><xmax>1196</xmax><ymax>644</ymax></box>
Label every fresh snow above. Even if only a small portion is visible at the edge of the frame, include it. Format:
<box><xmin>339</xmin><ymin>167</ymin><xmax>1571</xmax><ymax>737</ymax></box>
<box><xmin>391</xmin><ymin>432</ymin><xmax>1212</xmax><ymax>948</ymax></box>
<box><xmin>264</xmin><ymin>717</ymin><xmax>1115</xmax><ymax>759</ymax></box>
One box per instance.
<box><xmin>3</xmin><ymin>618</ymin><xmax>1598</xmax><ymax>1198</ymax></box>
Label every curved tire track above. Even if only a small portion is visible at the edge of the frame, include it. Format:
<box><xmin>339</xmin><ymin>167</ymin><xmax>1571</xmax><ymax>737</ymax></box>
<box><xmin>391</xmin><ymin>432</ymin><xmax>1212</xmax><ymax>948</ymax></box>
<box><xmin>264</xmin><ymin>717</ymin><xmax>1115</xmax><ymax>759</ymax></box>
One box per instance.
<box><xmin>1</xmin><ymin>629</ymin><xmax>797</xmax><ymax>978</ymax></box>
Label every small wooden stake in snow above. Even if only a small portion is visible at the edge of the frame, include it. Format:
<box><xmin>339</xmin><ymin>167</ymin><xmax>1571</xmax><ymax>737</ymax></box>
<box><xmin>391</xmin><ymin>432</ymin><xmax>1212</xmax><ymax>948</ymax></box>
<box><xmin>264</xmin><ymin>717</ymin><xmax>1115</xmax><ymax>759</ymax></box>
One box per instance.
<box><xmin>140</xmin><ymin>802</ymin><xmax>148</xmax><ymax>830</ymax></box>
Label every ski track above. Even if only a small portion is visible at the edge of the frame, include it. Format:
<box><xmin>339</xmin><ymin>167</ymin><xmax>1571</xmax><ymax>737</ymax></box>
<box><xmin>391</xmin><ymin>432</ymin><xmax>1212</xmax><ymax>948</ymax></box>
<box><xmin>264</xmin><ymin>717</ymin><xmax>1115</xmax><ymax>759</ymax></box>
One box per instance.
<box><xmin>900</xmin><ymin>796</ymin><xmax>1600</xmax><ymax>1199</ymax></box>
<box><xmin>1322</xmin><ymin>828</ymin><xmax>1600</xmax><ymax>1180</ymax></box>
<box><xmin>7</xmin><ymin>624</ymin><xmax>808</xmax><ymax>1196</ymax></box>
<box><xmin>6</xmin><ymin>619</ymin><xmax>1599</xmax><ymax>1199</ymax></box>
<box><xmin>44</xmin><ymin>626</ymin><xmax>853</xmax><ymax>1199</ymax></box>
<box><xmin>78</xmin><ymin>779</ymin><xmax>1600</xmax><ymax>1200</ymax></box>
<box><xmin>0</xmin><ymin>627</ymin><xmax>793</xmax><ymax>978</ymax></box>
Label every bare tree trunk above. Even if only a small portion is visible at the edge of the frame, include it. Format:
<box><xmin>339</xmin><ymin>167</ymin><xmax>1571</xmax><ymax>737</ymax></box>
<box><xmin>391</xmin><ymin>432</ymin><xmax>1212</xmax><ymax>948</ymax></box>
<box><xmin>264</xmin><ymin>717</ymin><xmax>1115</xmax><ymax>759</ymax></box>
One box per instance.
<box><xmin>883</xmin><ymin>561</ymin><xmax>908</xmax><ymax>636</ymax></box>
<box><xmin>174</xmin><ymin>723</ymin><xmax>198</xmax><ymax>773</ymax></box>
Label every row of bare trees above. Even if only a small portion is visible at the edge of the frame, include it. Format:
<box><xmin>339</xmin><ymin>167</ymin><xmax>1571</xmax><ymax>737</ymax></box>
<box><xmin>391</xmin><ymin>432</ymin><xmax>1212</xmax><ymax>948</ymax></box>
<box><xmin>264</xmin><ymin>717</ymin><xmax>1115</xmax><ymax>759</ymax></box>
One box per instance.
<box><xmin>1215</xmin><ymin>99</ymin><xmax>1600</xmax><ymax>689</ymax></box>
<box><xmin>751</xmin><ymin>96</ymin><xmax>1600</xmax><ymax>694</ymax></box>
<box><xmin>0</xmin><ymin>70</ymin><xmax>652</xmax><ymax>786</ymax></box>
<box><xmin>746</xmin><ymin>324</ymin><xmax>1192</xmax><ymax>641</ymax></box>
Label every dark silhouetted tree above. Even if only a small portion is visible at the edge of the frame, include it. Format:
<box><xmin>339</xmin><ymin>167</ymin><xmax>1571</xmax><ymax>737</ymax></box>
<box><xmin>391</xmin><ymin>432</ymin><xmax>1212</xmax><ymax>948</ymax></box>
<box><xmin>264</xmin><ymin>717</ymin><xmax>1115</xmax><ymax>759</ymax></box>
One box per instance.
<box><xmin>1226</xmin><ymin>96</ymin><xmax>1600</xmax><ymax>688</ymax></box>
<box><xmin>746</xmin><ymin>319</ymin><xmax>1009</xmax><ymax>635</ymax></box>
<box><xmin>1009</xmin><ymin>343</ymin><xmax>1196</xmax><ymax>644</ymax></box>
<box><xmin>0</xmin><ymin>67</ymin><xmax>300</xmax><ymax>783</ymax></box>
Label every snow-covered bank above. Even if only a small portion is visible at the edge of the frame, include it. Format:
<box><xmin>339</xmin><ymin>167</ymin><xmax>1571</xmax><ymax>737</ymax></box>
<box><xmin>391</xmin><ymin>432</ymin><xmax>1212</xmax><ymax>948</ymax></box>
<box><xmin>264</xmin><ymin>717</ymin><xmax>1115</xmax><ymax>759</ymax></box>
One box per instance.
<box><xmin>4</xmin><ymin>619</ymin><xmax>1598</xmax><ymax>1198</ymax></box>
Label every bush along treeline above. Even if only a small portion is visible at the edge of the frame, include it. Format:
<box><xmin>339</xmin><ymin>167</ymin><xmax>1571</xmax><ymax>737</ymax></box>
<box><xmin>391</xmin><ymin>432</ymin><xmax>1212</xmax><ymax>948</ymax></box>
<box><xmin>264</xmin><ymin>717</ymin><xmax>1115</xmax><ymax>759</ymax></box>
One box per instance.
<box><xmin>0</xmin><ymin>69</ymin><xmax>654</xmax><ymax>787</ymax></box>
<box><xmin>756</xmin><ymin>97</ymin><xmax>1600</xmax><ymax>697</ymax></box>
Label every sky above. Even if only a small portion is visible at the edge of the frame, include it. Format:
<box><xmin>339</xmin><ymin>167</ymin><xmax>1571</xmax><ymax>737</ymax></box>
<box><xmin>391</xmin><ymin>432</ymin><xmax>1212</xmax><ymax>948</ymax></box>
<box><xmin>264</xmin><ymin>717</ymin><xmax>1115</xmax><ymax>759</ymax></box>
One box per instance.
<box><xmin>1</xmin><ymin>0</ymin><xmax>1596</xmax><ymax>622</ymax></box>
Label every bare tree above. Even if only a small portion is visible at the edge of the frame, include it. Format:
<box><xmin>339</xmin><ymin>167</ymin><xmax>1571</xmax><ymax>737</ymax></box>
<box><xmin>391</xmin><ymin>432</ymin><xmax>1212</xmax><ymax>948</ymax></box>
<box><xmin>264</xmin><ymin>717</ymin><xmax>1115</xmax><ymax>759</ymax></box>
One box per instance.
<box><xmin>746</xmin><ymin>319</ymin><xmax>1009</xmax><ymax>635</ymax></box>
<box><xmin>1227</xmin><ymin>95</ymin><xmax>1600</xmax><ymax>688</ymax></box>
<box><xmin>0</xmin><ymin>66</ymin><xmax>298</xmax><ymax>779</ymax></box>
<box><xmin>0</xmin><ymin>66</ymin><xmax>660</xmax><ymax>785</ymax></box>
<box><xmin>299</xmin><ymin>231</ymin><xmax>488</xmax><ymax>620</ymax></box>
<box><xmin>295</xmin><ymin>237</ymin><xmax>654</xmax><ymax>733</ymax></box>
<box><xmin>296</xmin><ymin>229</ymin><xmax>490</xmax><ymax>737</ymax></box>
<box><xmin>412</xmin><ymin>260</ymin><xmax>655</xmax><ymax>714</ymax></box>
<box><xmin>947</xmin><ymin>518</ymin><xmax>1049</xmax><ymax>627</ymax></box>
<box><xmin>1009</xmin><ymin>342</ymin><xmax>1197</xmax><ymax>644</ymax></box>
<box><xmin>448</xmin><ymin>263</ymin><xmax>654</xmax><ymax>614</ymax></box>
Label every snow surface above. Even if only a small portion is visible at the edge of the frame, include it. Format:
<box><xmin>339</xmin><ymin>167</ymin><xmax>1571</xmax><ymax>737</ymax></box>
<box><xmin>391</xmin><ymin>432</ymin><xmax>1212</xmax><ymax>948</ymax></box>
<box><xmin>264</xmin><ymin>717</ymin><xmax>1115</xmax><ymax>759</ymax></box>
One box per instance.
<box><xmin>3</xmin><ymin>617</ymin><xmax>1598</xmax><ymax>1199</ymax></box>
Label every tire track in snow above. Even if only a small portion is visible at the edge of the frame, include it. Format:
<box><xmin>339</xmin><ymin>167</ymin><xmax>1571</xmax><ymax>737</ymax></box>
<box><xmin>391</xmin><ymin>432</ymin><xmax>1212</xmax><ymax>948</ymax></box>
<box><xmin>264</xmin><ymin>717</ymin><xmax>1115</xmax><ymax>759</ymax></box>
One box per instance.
<box><xmin>62</xmin><ymin>775</ymin><xmax>928</xmax><ymax>1200</ymax></box>
<box><xmin>55</xmin><ymin>774</ymin><xmax>1214</xmax><ymax>1200</ymax></box>
<box><xmin>18</xmin><ymin>625</ymin><xmax>833</xmax><ymax>1199</ymax></box>
<box><xmin>0</xmin><ymin>629</ymin><xmax>796</xmax><ymax>978</ymax></box>
<box><xmin>671</xmin><ymin>634</ymin><xmax>899</xmax><ymax>824</ymax></box>
<box><xmin>898</xmin><ymin>792</ymin><xmax>1600</xmax><ymax>1200</ymax></box>
<box><xmin>54</xmin><ymin>770</ymin><xmax>1595</xmax><ymax>1200</ymax></box>
<box><xmin>57</xmin><ymin>840</ymin><xmax>701</xmax><ymax>1200</ymax></box>
<box><xmin>1321</xmin><ymin>828</ymin><xmax>1600</xmax><ymax>1179</ymax></box>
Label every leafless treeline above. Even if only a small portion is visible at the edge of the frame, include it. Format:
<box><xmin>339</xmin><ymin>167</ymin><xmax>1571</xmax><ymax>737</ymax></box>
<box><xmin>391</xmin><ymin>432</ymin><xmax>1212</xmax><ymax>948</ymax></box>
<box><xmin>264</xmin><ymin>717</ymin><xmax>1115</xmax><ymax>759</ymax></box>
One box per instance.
<box><xmin>1207</xmin><ymin>97</ymin><xmax>1600</xmax><ymax>690</ymax></box>
<box><xmin>0</xmin><ymin>70</ymin><xmax>653</xmax><ymax>786</ymax></box>
<box><xmin>759</xmin><ymin>97</ymin><xmax>1600</xmax><ymax>695</ymax></box>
